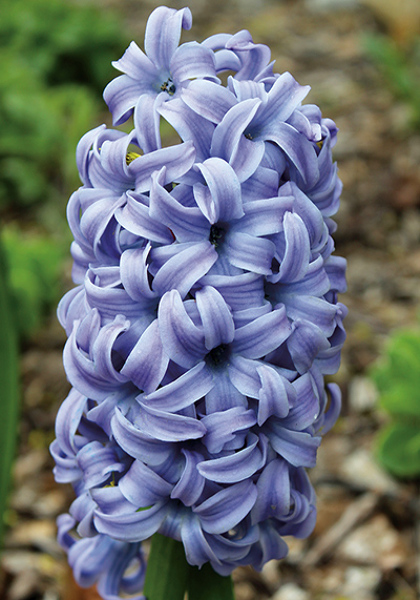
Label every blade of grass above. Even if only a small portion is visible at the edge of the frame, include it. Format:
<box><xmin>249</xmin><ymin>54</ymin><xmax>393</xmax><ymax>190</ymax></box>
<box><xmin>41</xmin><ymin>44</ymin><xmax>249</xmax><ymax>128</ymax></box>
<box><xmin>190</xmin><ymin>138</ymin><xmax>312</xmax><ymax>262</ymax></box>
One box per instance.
<box><xmin>0</xmin><ymin>235</ymin><xmax>19</xmax><ymax>547</ymax></box>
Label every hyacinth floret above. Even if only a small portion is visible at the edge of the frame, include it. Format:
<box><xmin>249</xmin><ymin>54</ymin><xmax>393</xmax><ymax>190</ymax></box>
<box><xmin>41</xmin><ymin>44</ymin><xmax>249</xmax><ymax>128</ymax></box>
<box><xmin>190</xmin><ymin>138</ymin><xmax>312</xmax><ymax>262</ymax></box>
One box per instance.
<box><xmin>51</xmin><ymin>6</ymin><xmax>347</xmax><ymax>599</ymax></box>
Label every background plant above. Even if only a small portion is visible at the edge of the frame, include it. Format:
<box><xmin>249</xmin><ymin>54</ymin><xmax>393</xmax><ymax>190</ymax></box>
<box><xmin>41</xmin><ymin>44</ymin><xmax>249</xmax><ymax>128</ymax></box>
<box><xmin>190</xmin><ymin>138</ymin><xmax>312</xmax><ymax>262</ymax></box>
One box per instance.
<box><xmin>0</xmin><ymin>0</ymin><xmax>129</xmax><ymax>218</ymax></box>
<box><xmin>0</xmin><ymin>0</ymin><xmax>129</xmax><ymax>549</ymax></box>
<box><xmin>370</xmin><ymin>322</ymin><xmax>420</xmax><ymax>478</ymax></box>
<box><xmin>362</xmin><ymin>33</ymin><xmax>420</xmax><ymax>130</ymax></box>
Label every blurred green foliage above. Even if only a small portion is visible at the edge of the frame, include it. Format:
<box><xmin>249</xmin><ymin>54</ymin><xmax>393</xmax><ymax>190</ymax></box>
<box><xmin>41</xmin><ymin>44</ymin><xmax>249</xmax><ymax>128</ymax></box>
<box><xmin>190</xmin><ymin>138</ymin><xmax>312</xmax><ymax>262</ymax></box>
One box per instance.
<box><xmin>0</xmin><ymin>0</ymin><xmax>132</xmax><ymax>339</ymax></box>
<box><xmin>2</xmin><ymin>226</ymin><xmax>66</xmax><ymax>339</ymax></box>
<box><xmin>363</xmin><ymin>33</ymin><xmax>420</xmax><ymax>129</ymax></box>
<box><xmin>0</xmin><ymin>0</ymin><xmax>129</xmax><ymax>214</ymax></box>
<box><xmin>0</xmin><ymin>237</ymin><xmax>19</xmax><ymax>548</ymax></box>
<box><xmin>371</xmin><ymin>326</ymin><xmax>420</xmax><ymax>478</ymax></box>
<box><xmin>0</xmin><ymin>0</ymin><xmax>127</xmax><ymax>93</ymax></box>
<box><xmin>0</xmin><ymin>0</ymin><xmax>132</xmax><ymax>546</ymax></box>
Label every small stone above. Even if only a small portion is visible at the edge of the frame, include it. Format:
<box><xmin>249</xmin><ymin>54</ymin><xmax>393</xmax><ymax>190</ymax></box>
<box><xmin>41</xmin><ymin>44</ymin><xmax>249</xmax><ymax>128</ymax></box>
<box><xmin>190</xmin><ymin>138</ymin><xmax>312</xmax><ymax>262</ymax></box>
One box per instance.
<box><xmin>282</xmin><ymin>536</ymin><xmax>306</xmax><ymax>565</ymax></box>
<box><xmin>33</xmin><ymin>489</ymin><xmax>68</xmax><ymax>518</ymax></box>
<box><xmin>6</xmin><ymin>520</ymin><xmax>60</xmax><ymax>556</ymax></box>
<box><xmin>234</xmin><ymin>581</ymin><xmax>255</xmax><ymax>600</ymax></box>
<box><xmin>348</xmin><ymin>376</ymin><xmax>379</xmax><ymax>413</ymax></box>
<box><xmin>305</xmin><ymin>0</ymin><xmax>360</xmax><ymax>12</ymax></box>
<box><xmin>13</xmin><ymin>449</ymin><xmax>49</xmax><ymax>485</ymax></box>
<box><xmin>272</xmin><ymin>582</ymin><xmax>309</xmax><ymax>600</ymax></box>
<box><xmin>261</xmin><ymin>560</ymin><xmax>281</xmax><ymax>588</ymax></box>
<box><xmin>337</xmin><ymin>514</ymin><xmax>407</xmax><ymax>569</ymax></box>
<box><xmin>7</xmin><ymin>569</ymin><xmax>40</xmax><ymax>600</ymax></box>
<box><xmin>340</xmin><ymin>448</ymin><xmax>399</xmax><ymax>495</ymax></box>
<box><xmin>341</xmin><ymin>566</ymin><xmax>381</xmax><ymax>599</ymax></box>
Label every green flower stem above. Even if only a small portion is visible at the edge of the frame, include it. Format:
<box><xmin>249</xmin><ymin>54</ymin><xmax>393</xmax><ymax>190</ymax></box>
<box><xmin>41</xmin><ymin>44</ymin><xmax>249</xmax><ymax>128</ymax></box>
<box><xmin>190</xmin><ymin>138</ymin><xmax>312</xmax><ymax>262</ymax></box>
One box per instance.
<box><xmin>187</xmin><ymin>562</ymin><xmax>234</xmax><ymax>600</ymax></box>
<box><xmin>143</xmin><ymin>533</ymin><xmax>190</xmax><ymax>600</ymax></box>
<box><xmin>143</xmin><ymin>533</ymin><xmax>235</xmax><ymax>600</ymax></box>
<box><xmin>0</xmin><ymin>236</ymin><xmax>19</xmax><ymax>547</ymax></box>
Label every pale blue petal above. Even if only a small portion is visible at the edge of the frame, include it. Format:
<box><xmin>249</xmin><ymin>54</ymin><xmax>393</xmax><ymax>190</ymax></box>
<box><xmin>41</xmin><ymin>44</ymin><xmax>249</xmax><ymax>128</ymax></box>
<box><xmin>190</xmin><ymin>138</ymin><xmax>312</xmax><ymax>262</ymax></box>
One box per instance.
<box><xmin>266</xmin><ymin>423</ymin><xmax>321</xmax><ymax>468</ymax></box>
<box><xmin>277</xmin><ymin>212</ymin><xmax>311</xmax><ymax>283</ymax></box>
<box><xmin>195</xmin><ymin>286</ymin><xmax>235</xmax><ymax>350</ymax></box>
<box><xmin>201</xmin><ymin>407</ymin><xmax>257</xmax><ymax>454</ymax></box>
<box><xmin>158</xmin><ymin>290</ymin><xmax>206</xmax><ymax>367</ymax></box>
<box><xmin>241</xmin><ymin>166</ymin><xmax>280</xmax><ymax>202</ymax></box>
<box><xmin>141</xmin><ymin>362</ymin><xmax>213</xmax><ymax>412</ymax></box>
<box><xmin>111</xmin><ymin>408</ymin><xmax>175</xmax><ymax>466</ymax></box>
<box><xmin>111</xmin><ymin>41</ymin><xmax>156</xmax><ymax>81</ymax></box>
<box><xmin>194</xmin><ymin>479</ymin><xmax>258</xmax><ymax>534</ymax></box>
<box><xmin>181</xmin><ymin>513</ymin><xmax>220</xmax><ymax>567</ymax></box>
<box><xmin>228</xmin><ymin>355</ymin><xmax>261</xmax><ymax>398</ymax></box>
<box><xmin>195</xmin><ymin>158</ymin><xmax>244</xmax><ymax>222</ymax></box>
<box><xmin>133</xmin><ymin>94</ymin><xmax>162</xmax><ymax>153</ymax></box>
<box><xmin>152</xmin><ymin>242</ymin><xmax>217</xmax><ymax>299</ymax></box>
<box><xmin>227</xmin><ymin>231</ymin><xmax>276</xmax><ymax>275</ymax></box>
<box><xmin>261</xmin><ymin>72</ymin><xmax>310</xmax><ymax>124</ymax></box>
<box><xmin>233</xmin><ymin>305</ymin><xmax>291</xmax><ymax>359</ymax></box>
<box><xmin>120</xmin><ymin>320</ymin><xmax>169</xmax><ymax>393</ymax></box>
<box><xmin>251</xmin><ymin>459</ymin><xmax>290</xmax><ymax>524</ymax></box>
<box><xmin>136</xmin><ymin>401</ymin><xmax>206</xmax><ymax>441</ymax></box>
<box><xmin>287</xmin><ymin>319</ymin><xmax>330</xmax><ymax>374</ymax></box>
<box><xmin>158</xmin><ymin>99</ymin><xmax>214</xmax><ymax>162</ymax></box>
<box><xmin>256</xmin><ymin>365</ymin><xmax>295</xmax><ymax>425</ymax></box>
<box><xmin>234</xmin><ymin>197</ymin><xmax>292</xmax><ymax>237</ymax></box>
<box><xmin>145</xmin><ymin>6</ymin><xmax>192</xmax><ymax>68</ymax></box>
<box><xmin>262</xmin><ymin>121</ymin><xmax>319</xmax><ymax>188</ymax></box>
<box><xmin>130</xmin><ymin>142</ymin><xmax>196</xmax><ymax>192</ymax></box>
<box><xmin>171</xmin><ymin>449</ymin><xmax>206</xmax><ymax>506</ymax></box>
<box><xmin>199</xmin><ymin>272</ymin><xmax>264</xmax><ymax>311</ymax></box>
<box><xmin>94</xmin><ymin>501</ymin><xmax>168</xmax><ymax>542</ymax></box>
<box><xmin>149</xmin><ymin>167</ymin><xmax>209</xmax><ymax>241</ymax></box>
<box><xmin>211</xmin><ymin>98</ymin><xmax>261</xmax><ymax>163</ymax></box>
<box><xmin>119</xmin><ymin>460</ymin><xmax>173</xmax><ymax>506</ymax></box>
<box><xmin>283</xmin><ymin>372</ymin><xmax>320</xmax><ymax>431</ymax></box>
<box><xmin>205</xmin><ymin>369</ymin><xmax>247</xmax><ymax>413</ymax></box>
<box><xmin>182</xmin><ymin>80</ymin><xmax>236</xmax><ymax>123</ymax></box>
<box><xmin>197</xmin><ymin>433</ymin><xmax>266</xmax><ymax>483</ymax></box>
<box><xmin>170</xmin><ymin>41</ymin><xmax>216</xmax><ymax>82</ymax></box>
<box><xmin>119</xmin><ymin>245</ymin><xmax>159</xmax><ymax>303</ymax></box>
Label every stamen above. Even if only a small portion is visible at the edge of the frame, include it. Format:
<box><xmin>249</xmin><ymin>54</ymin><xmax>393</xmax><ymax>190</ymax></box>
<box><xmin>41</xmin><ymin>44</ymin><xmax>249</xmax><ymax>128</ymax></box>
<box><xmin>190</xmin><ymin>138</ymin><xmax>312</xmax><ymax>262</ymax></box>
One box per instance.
<box><xmin>206</xmin><ymin>343</ymin><xmax>230</xmax><ymax>368</ymax></box>
<box><xmin>209</xmin><ymin>224</ymin><xmax>225</xmax><ymax>247</ymax></box>
<box><xmin>160</xmin><ymin>78</ymin><xmax>176</xmax><ymax>96</ymax></box>
<box><xmin>126</xmin><ymin>151</ymin><xmax>141</xmax><ymax>165</ymax></box>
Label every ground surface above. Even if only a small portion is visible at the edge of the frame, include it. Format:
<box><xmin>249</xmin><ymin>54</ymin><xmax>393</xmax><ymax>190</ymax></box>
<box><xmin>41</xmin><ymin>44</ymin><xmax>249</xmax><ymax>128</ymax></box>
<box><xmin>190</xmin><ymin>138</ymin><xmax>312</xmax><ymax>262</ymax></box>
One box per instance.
<box><xmin>2</xmin><ymin>1</ymin><xmax>420</xmax><ymax>599</ymax></box>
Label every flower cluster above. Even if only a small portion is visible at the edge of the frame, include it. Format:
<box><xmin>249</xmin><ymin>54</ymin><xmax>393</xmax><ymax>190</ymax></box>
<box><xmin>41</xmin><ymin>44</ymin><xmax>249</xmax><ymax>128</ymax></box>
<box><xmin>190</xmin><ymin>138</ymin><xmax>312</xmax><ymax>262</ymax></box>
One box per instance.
<box><xmin>51</xmin><ymin>6</ymin><xmax>347</xmax><ymax>599</ymax></box>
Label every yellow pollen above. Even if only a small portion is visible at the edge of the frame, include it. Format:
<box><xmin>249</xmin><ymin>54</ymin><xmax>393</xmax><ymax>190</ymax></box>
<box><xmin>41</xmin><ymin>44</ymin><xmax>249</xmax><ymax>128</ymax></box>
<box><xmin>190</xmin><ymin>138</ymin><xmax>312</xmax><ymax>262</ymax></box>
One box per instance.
<box><xmin>104</xmin><ymin>472</ymin><xmax>116</xmax><ymax>488</ymax></box>
<box><xmin>126</xmin><ymin>151</ymin><xmax>141</xmax><ymax>165</ymax></box>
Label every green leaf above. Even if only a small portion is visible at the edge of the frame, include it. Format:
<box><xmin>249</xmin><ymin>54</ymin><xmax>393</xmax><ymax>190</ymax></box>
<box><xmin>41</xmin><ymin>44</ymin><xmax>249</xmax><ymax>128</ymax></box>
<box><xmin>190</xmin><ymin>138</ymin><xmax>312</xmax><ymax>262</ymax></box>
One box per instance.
<box><xmin>372</xmin><ymin>332</ymin><xmax>420</xmax><ymax>384</ymax></box>
<box><xmin>371</xmin><ymin>329</ymin><xmax>420</xmax><ymax>418</ymax></box>
<box><xmin>376</xmin><ymin>422</ymin><xmax>420</xmax><ymax>478</ymax></box>
<box><xmin>187</xmin><ymin>562</ymin><xmax>234</xmax><ymax>600</ymax></box>
<box><xmin>0</xmin><ymin>236</ymin><xmax>19</xmax><ymax>547</ymax></box>
<box><xmin>143</xmin><ymin>534</ymin><xmax>189</xmax><ymax>600</ymax></box>
<box><xmin>379</xmin><ymin>384</ymin><xmax>420</xmax><ymax>419</ymax></box>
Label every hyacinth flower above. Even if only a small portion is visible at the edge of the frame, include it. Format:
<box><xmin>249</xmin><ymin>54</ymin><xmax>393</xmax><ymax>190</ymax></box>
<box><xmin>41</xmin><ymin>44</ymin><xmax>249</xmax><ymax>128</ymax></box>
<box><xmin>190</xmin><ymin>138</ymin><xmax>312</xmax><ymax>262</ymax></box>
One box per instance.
<box><xmin>52</xmin><ymin>5</ymin><xmax>347</xmax><ymax>600</ymax></box>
